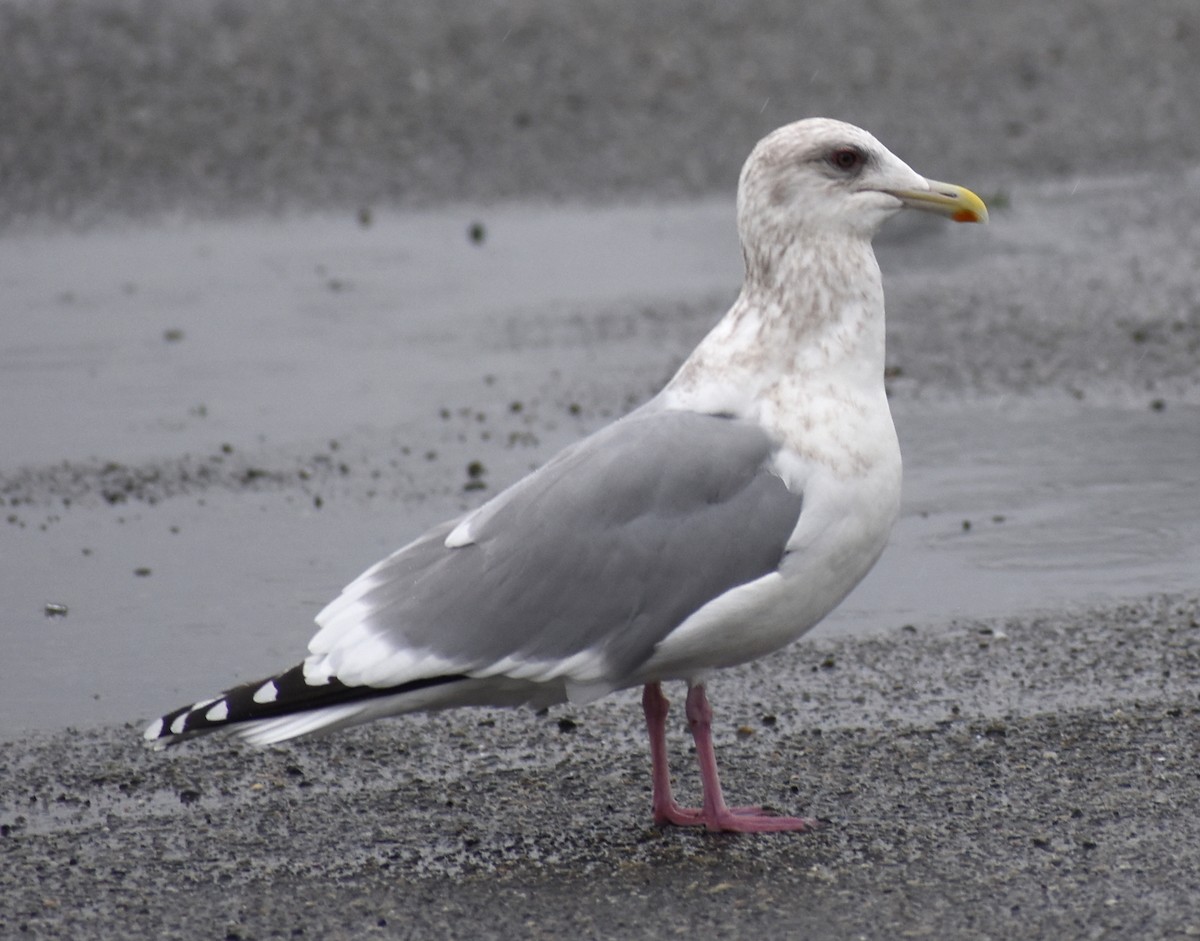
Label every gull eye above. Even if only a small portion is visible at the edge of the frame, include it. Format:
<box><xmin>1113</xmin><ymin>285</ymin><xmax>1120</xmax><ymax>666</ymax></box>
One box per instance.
<box><xmin>828</xmin><ymin>147</ymin><xmax>864</xmax><ymax>173</ymax></box>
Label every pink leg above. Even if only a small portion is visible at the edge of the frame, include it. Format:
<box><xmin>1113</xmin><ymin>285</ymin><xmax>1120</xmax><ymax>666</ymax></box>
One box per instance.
<box><xmin>642</xmin><ymin>682</ymin><xmax>705</xmax><ymax>826</ymax></box>
<box><xmin>641</xmin><ymin>682</ymin><xmax>823</xmax><ymax>833</ymax></box>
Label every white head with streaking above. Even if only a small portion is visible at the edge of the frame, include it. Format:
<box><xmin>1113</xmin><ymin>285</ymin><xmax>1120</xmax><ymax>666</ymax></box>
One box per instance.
<box><xmin>664</xmin><ymin>118</ymin><xmax>985</xmax><ymax>444</ymax></box>
<box><xmin>738</xmin><ymin>118</ymin><xmax>986</xmax><ymax>247</ymax></box>
<box><xmin>143</xmin><ymin>118</ymin><xmax>986</xmax><ymax>834</ymax></box>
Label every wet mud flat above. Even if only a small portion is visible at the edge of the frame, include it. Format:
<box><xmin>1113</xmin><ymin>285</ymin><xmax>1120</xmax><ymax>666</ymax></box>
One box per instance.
<box><xmin>2</xmin><ymin>595</ymin><xmax>1199</xmax><ymax>939</ymax></box>
<box><xmin>3</xmin><ymin>190</ymin><xmax>1199</xmax><ymax>740</ymax></box>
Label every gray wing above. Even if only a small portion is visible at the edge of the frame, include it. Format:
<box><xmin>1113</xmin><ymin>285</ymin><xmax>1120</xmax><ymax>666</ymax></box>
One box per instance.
<box><xmin>307</xmin><ymin>407</ymin><xmax>805</xmax><ymax>690</ymax></box>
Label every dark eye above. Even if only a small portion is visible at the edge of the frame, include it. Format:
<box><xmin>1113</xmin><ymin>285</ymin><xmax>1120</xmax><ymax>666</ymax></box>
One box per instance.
<box><xmin>828</xmin><ymin>147</ymin><xmax>864</xmax><ymax>173</ymax></box>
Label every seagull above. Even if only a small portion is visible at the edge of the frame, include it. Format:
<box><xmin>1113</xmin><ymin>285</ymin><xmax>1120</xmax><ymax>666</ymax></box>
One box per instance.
<box><xmin>144</xmin><ymin>118</ymin><xmax>987</xmax><ymax>832</ymax></box>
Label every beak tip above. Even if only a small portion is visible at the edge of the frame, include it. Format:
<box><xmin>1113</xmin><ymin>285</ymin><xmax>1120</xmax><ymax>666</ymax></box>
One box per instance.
<box><xmin>888</xmin><ymin>181</ymin><xmax>989</xmax><ymax>225</ymax></box>
<box><xmin>953</xmin><ymin>207</ymin><xmax>988</xmax><ymax>224</ymax></box>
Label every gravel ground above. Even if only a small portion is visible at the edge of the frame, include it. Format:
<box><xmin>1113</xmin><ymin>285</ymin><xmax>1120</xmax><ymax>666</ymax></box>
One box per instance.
<box><xmin>3</xmin><ymin>2</ymin><xmax>1200</xmax><ymax>939</ymax></box>
<box><xmin>3</xmin><ymin>596</ymin><xmax>1199</xmax><ymax>939</ymax></box>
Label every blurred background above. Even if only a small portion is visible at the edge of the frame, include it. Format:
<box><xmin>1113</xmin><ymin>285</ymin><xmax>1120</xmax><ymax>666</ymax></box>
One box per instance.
<box><xmin>2</xmin><ymin>0</ymin><xmax>1198</xmax><ymax>227</ymax></box>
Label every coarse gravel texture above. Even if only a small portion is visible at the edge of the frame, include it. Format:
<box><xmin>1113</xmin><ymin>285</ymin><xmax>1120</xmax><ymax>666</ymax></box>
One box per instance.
<box><xmin>3</xmin><ymin>596</ymin><xmax>1200</xmax><ymax>939</ymax></box>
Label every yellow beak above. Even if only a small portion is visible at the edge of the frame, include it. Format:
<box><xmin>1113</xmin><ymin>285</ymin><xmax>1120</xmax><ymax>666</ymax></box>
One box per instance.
<box><xmin>886</xmin><ymin>180</ymin><xmax>989</xmax><ymax>224</ymax></box>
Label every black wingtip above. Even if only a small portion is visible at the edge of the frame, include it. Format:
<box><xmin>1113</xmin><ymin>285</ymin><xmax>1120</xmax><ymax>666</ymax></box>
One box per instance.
<box><xmin>143</xmin><ymin>664</ymin><xmax>470</xmax><ymax>746</ymax></box>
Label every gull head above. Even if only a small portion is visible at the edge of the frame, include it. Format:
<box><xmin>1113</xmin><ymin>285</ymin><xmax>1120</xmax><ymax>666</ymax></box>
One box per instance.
<box><xmin>737</xmin><ymin>118</ymin><xmax>987</xmax><ymax>248</ymax></box>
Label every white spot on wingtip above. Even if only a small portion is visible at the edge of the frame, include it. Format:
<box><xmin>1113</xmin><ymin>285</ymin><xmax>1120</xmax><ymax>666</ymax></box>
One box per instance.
<box><xmin>302</xmin><ymin>657</ymin><xmax>334</xmax><ymax>686</ymax></box>
<box><xmin>444</xmin><ymin>518</ymin><xmax>475</xmax><ymax>548</ymax></box>
<box><xmin>253</xmin><ymin>681</ymin><xmax>278</xmax><ymax>704</ymax></box>
<box><xmin>205</xmin><ymin>701</ymin><xmax>229</xmax><ymax>722</ymax></box>
<box><xmin>144</xmin><ymin>718</ymin><xmax>164</xmax><ymax>740</ymax></box>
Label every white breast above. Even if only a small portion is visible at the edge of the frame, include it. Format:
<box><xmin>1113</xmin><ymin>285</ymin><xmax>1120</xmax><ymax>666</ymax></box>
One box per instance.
<box><xmin>639</xmin><ymin>395</ymin><xmax>901</xmax><ymax>683</ymax></box>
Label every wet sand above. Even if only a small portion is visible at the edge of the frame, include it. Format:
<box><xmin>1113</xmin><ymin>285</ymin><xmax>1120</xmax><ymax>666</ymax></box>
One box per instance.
<box><xmin>3</xmin><ymin>2</ymin><xmax>1200</xmax><ymax>938</ymax></box>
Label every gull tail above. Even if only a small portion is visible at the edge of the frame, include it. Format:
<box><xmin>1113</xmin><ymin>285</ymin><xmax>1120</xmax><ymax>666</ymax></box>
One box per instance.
<box><xmin>142</xmin><ymin>664</ymin><xmax>469</xmax><ymax>749</ymax></box>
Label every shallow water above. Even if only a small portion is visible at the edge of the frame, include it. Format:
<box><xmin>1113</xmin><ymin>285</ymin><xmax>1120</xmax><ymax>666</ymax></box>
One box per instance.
<box><xmin>1</xmin><ymin>200</ymin><xmax>1196</xmax><ymax>738</ymax></box>
<box><xmin>2</xmin><ymin>402</ymin><xmax>1195</xmax><ymax>738</ymax></box>
<box><xmin>827</xmin><ymin>402</ymin><xmax>1200</xmax><ymax>636</ymax></box>
<box><xmin>0</xmin><ymin>203</ymin><xmax>740</xmax><ymax>466</ymax></box>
